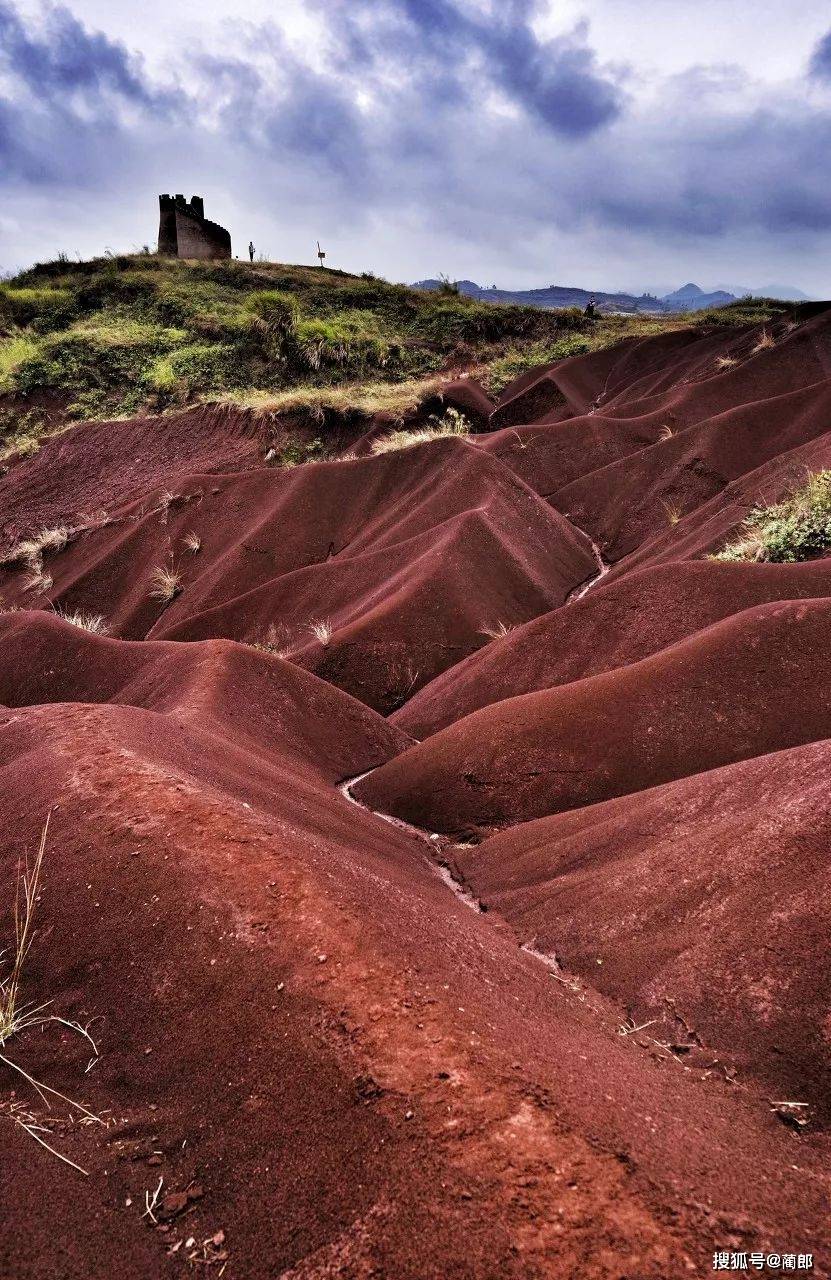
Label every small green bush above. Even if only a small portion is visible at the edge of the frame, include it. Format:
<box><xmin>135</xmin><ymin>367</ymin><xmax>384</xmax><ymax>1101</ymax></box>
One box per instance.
<box><xmin>0</xmin><ymin>334</ymin><xmax>41</xmax><ymax>391</ymax></box>
<box><xmin>144</xmin><ymin>342</ymin><xmax>250</xmax><ymax>395</ymax></box>
<box><xmin>0</xmin><ymin>286</ymin><xmax>77</xmax><ymax>332</ymax></box>
<box><xmin>485</xmin><ymin>334</ymin><xmax>591</xmax><ymax>396</ymax></box>
<box><xmin>695</xmin><ymin>297</ymin><xmax>791</xmax><ymax>328</ymax></box>
<box><xmin>293</xmin><ymin>312</ymin><xmax>394</xmax><ymax>374</ymax></box>
<box><xmin>244</xmin><ymin>290</ymin><xmax>300</xmax><ymax>333</ymax></box>
<box><xmin>268</xmin><ymin>436</ymin><xmax>326</xmax><ymax>467</ymax></box>
<box><xmin>75</xmin><ymin>271</ymin><xmax>157</xmax><ymax>312</ymax></box>
<box><xmin>714</xmin><ymin>471</ymin><xmax>831</xmax><ymax>562</ymax></box>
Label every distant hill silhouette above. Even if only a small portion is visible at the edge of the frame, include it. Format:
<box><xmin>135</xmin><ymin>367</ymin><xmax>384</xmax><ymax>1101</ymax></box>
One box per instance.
<box><xmin>412</xmin><ymin>277</ymin><xmax>814</xmax><ymax>312</ymax></box>
<box><xmin>412</xmin><ymin>278</ymin><xmax>667</xmax><ymax>313</ymax></box>
<box><xmin>716</xmin><ymin>282</ymin><xmax>812</xmax><ymax>302</ymax></box>
<box><xmin>660</xmin><ymin>283</ymin><xmax>736</xmax><ymax>311</ymax></box>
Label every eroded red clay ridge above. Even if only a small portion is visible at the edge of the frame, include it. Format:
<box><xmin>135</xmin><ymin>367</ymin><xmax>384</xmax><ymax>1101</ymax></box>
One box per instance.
<box><xmin>1</xmin><ymin>309</ymin><xmax>830</xmax><ymax>1279</ymax></box>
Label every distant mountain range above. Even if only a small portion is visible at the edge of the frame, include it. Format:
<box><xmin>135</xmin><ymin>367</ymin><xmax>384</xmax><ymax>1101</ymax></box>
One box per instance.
<box><xmin>411</xmin><ymin>278</ymin><xmax>813</xmax><ymax>313</ymax></box>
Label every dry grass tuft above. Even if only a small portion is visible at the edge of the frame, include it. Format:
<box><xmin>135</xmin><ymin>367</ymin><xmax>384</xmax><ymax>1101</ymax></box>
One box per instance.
<box><xmin>0</xmin><ymin>819</ymin><xmax>49</xmax><ymax>1050</ymax></box>
<box><xmin>657</xmin><ymin>424</ymin><xmax>675</xmax><ymax>441</ymax></box>
<box><xmin>250</xmin><ymin>623</ymin><xmax>292</xmax><ymax>658</ymax></box>
<box><xmin>660</xmin><ymin>499</ymin><xmax>683</xmax><ymax>526</ymax></box>
<box><xmin>53</xmin><ymin>608</ymin><xmax>107</xmax><ymax>635</ymax></box>
<box><xmin>156</xmin><ymin>491</ymin><xmax>178</xmax><ymax>521</ymax></box>
<box><xmin>149</xmin><ymin>566</ymin><xmax>182</xmax><ymax>604</ymax></box>
<box><xmin>219</xmin><ymin>375</ymin><xmax>443</xmax><ymax>422</ymax></box>
<box><xmin>23</xmin><ymin>570</ymin><xmax>53</xmax><ymax>594</ymax></box>
<box><xmin>307</xmin><ymin>619</ymin><xmax>333</xmax><ymax>646</ymax></box>
<box><xmin>479</xmin><ymin>620</ymin><xmax>516</xmax><ymax>640</ymax></box>
<box><xmin>752</xmin><ymin>329</ymin><xmax>775</xmax><ymax>353</ymax></box>
<box><xmin>182</xmin><ymin>531</ymin><xmax>202</xmax><ymax>554</ymax></box>
<box><xmin>715</xmin><ymin>355</ymin><xmax>738</xmax><ymax>370</ymax></box>
<box><xmin>1</xmin><ymin>813</ymin><xmax>101</xmax><ymax>1173</ymax></box>
<box><xmin>3</xmin><ymin>525</ymin><xmax>70</xmax><ymax>570</ymax></box>
<box><xmin>371</xmin><ymin>408</ymin><xmax>470</xmax><ymax>455</ymax></box>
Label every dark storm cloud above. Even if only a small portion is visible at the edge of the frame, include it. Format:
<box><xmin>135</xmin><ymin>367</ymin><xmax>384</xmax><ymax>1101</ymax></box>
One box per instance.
<box><xmin>320</xmin><ymin>0</ymin><xmax>624</xmax><ymax>135</ymax></box>
<box><xmin>809</xmin><ymin>29</ymin><xmax>831</xmax><ymax>80</ymax></box>
<box><xmin>0</xmin><ymin>0</ymin><xmax>155</xmax><ymax>103</ymax></box>
<box><xmin>0</xmin><ymin>0</ymin><xmax>177</xmax><ymax>182</ymax></box>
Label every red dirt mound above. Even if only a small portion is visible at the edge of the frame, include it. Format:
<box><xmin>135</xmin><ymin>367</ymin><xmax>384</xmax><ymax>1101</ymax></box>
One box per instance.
<box><xmin>554</xmin><ymin>379</ymin><xmax>831</xmax><ymax>562</ymax></box>
<box><xmin>0</xmin><ymin>404</ymin><xmax>263</xmax><ymax>554</ymax></box>
<box><xmin>0</xmin><ymin>439</ymin><xmax>596</xmax><ymax>711</ymax></box>
<box><xmin>599</xmin><ymin>424</ymin><xmax>831</xmax><ymax>581</ymax></box>
<box><xmin>6</xmin><ymin>307</ymin><xmax>831</xmax><ymax>1277</ymax></box>
<box><xmin>356</xmin><ymin>598</ymin><xmax>831</xmax><ymax>834</ymax></box>
<box><xmin>478</xmin><ymin>412</ymin><xmax>665</xmax><ymax>501</ymax></box>
<box><xmin>456</xmin><ymin>739</ymin><xmax>831</xmax><ymax>1117</ymax></box>
<box><xmin>2</xmin><ymin>643</ymin><xmax>829</xmax><ymax>1276</ymax></box>
<box><xmin>394</xmin><ymin>558</ymin><xmax>831</xmax><ymax>737</ymax></box>
<box><xmin>430</xmin><ymin>376</ymin><xmax>494</xmax><ymax>428</ymax></box>
<box><xmin>0</xmin><ymin>610</ymin><xmax>411</xmax><ymax>775</ymax></box>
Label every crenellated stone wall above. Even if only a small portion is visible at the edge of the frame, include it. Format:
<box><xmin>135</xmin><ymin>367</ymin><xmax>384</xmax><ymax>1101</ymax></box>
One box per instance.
<box><xmin>157</xmin><ymin>195</ymin><xmax>231</xmax><ymax>260</ymax></box>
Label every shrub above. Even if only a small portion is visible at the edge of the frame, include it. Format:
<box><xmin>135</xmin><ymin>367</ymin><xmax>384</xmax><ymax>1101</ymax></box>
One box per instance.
<box><xmin>244</xmin><ymin>290</ymin><xmax>300</xmax><ymax>334</ymax></box>
<box><xmin>293</xmin><ymin>313</ymin><xmax>393</xmax><ymax>374</ymax></box>
<box><xmin>714</xmin><ymin>471</ymin><xmax>831</xmax><ymax>563</ymax></box>
<box><xmin>267</xmin><ymin>437</ymin><xmax>325</xmax><ymax>468</ymax></box>
<box><xmin>695</xmin><ymin>298</ymin><xmax>790</xmax><ymax>328</ymax></box>
<box><xmin>371</xmin><ymin>408</ymin><xmax>470</xmax><ymax>454</ymax></box>
<box><xmin>0</xmin><ymin>286</ymin><xmax>77</xmax><ymax>332</ymax></box>
<box><xmin>0</xmin><ymin>335</ymin><xmax>41</xmax><ymax>391</ymax></box>
<box><xmin>485</xmin><ymin>334</ymin><xmax>591</xmax><ymax>396</ymax></box>
<box><xmin>74</xmin><ymin>270</ymin><xmax>157</xmax><ymax>312</ymax></box>
<box><xmin>144</xmin><ymin>343</ymin><xmax>249</xmax><ymax>395</ymax></box>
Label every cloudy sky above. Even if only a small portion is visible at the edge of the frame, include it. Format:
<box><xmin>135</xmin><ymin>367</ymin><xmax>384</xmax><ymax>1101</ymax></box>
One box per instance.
<box><xmin>2</xmin><ymin>0</ymin><xmax>831</xmax><ymax>294</ymax></box>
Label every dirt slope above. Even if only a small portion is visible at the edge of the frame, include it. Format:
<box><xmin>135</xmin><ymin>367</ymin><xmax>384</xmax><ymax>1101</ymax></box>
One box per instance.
<box><xmin>395</xmin><ymin>558</ymin><xmax>831</xmax><ymax>737</ymax></box>
<box><xmin>457</xmin><ymin>740</ymin><xmax>831</xmax><ymax>1117</ymax></box>
<box><xmin>357</xmin><ymin>599</ymin><xmax>831</xmax><ymax>833</ymax></box>
<box><xmin>2</xmin><ymin>307</ymin><xmax>831</xmax><ymax>1278</ymax></box>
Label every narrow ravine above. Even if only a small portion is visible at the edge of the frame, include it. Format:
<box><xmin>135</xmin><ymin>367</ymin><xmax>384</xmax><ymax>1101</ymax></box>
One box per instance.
<box><xmin>338</xmin><ymin>769</ymin><xmax>484</xmax><ymax>913</ymax></box>
<box><xmin>569</xmin><ymin>534</ymin><xmax>611</xmax><ymax>602</ymax></box>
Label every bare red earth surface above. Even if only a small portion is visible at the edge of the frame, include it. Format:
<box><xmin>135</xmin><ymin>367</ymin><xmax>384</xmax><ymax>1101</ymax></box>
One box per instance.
<box><xmin>1</xmin><ymin>307</ymin><xmax>830</xmax><ymax>1279</ymax></box>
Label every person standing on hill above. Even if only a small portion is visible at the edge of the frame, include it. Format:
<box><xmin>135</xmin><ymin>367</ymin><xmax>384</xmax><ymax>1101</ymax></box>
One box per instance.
<box><xmin>248</xmin><ymin>241</ymin><xmax>255</xmax><ymax>262</ymax></box>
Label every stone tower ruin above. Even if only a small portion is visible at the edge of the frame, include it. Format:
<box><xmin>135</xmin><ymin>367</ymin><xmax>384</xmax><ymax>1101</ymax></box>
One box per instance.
<box><xmin>158</xmin><ymin>195</ymin><xmax>232</xmax><ymax>260</ymax></box>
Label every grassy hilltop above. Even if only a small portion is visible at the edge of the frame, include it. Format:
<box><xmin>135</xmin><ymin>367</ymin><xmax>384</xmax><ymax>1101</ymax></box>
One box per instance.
<box><xmin>0</xmin><ymin>252</ymin><xmax>787</xmax><ymax>461</ymax></box>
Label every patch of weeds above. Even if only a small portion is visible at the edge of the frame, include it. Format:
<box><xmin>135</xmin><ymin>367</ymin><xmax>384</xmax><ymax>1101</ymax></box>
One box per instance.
<box><xmin>484</xmin><ymin>334</ymin><xmax>591</xmax><ymax>397</ymax></box>
<box><xmin>0</xmin><ymin>813</ymin><xmax>102</xmax><ymax>1175</ymax></box>
<box><xmin>265</xmin><ymin>436</ymin><xmax>326</xmax><ymax>468</ymax></box>
<box><xmin>53</xmin><ymin>608</ymin><xmax>108</xmax><ymax>634</ymax></box>
<box><xmin>249</xmin><ymin>622</ymin><xmax>293</xmax><ymax>658</ymax></box>
<box><xmin>0</xmin><ymin>335</ymin><xmax>42</xmax><ymax>391</ymax></box>
<box><xmin>371</xmin><ymin>407</ymin><xmax>470</xmax><ymax>454</ymax></box>
<box><xmin>0</xmin><ymin>286</ymin><xmax>77</xmax><ymax>332</ymax></box>
<box><xmin>714</xmin><ymin>470</ymin><xmax>831</xmax><ymax>563</ymax></box>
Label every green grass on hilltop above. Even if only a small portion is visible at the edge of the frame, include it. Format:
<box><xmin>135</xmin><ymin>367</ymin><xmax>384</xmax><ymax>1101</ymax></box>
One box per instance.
<box><xmin>0</xmin><ymin>254</ymin><xmax>578</xmax><ymax>421</ymax></box>
<box><xmin>0</xmin><ymin>252</ymin><xmax>794</xmax><ymax>460</ymax></box>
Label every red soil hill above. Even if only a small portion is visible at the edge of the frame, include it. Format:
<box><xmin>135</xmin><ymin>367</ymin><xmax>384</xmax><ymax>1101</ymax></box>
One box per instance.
<box><xmin>457</xmin><ymin>740</ymin><xmax>831</xmax><ymax>1118</ymax></box>
<box><xmin>356</xmin><ymin>598</ymin><xmax>831</xmax><ymax>834</ymax></box>
<box><xmin>3</xmin><ymin>306</ymin><xmax>831</xmax><ymax>1277</ymax></box>
<box><xmin>395</xmin><ymin>558</ymin><xmax>831</xmax><ymax>737</ymax></box>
